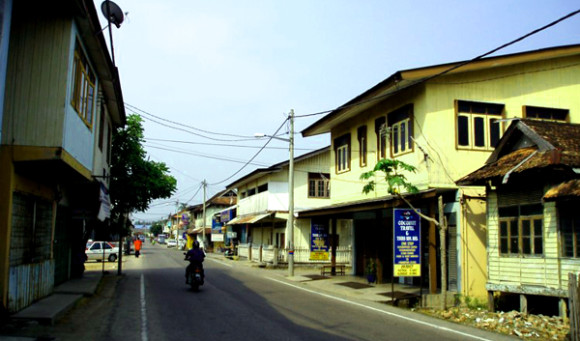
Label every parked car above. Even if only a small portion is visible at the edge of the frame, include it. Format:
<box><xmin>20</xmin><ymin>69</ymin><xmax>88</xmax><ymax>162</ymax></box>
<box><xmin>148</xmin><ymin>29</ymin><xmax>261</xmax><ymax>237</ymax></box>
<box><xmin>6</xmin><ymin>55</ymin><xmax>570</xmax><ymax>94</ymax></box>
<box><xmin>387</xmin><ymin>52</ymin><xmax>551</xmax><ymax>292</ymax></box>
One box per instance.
<box><xmin>86</xmin><ymin>241</ymin><xmax>119</xmax><ymax>262</ymax></box>
<box><xmin>177</xmin><ymin>238</ymin><xmax>186</xmax><ymax>249</ymax></box>
<box><xmin>166</xmin><ymin>239</ymin><xmax>177</xmax><ymax>248</ymax></box>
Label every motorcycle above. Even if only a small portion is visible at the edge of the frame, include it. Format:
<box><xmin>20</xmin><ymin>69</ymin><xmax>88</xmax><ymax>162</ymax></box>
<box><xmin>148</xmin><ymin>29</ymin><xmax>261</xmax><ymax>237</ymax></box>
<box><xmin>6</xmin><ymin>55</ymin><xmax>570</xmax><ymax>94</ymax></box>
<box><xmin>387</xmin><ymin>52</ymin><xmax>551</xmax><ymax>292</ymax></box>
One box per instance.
<box><xmin>184</xmin><ymin>253</ymin><xmax>204</xmax><ymax>291</ymax></box>
<box><xmin>224</xmin><ymin>248</ymin><xmax>235</xmax><ymax>259</ymax></box>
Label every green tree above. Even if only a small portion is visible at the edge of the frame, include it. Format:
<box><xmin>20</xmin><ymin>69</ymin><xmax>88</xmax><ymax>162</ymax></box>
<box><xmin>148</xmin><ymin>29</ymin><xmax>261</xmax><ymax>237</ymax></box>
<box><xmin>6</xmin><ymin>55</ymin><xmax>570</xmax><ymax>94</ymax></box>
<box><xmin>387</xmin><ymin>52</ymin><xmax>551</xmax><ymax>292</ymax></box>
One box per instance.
<box><xmin>110</xmin><ymin>114</ymin><xmax>177</xmax><ymax>236</ymax></box>
<box><xmin>360</xmin><ymin>158</ymin><xmax>419</xmax><ymax>195</ymax></box>
<box><xmin>360</xmin><ymin>158</ymin><xmax>448</xmax><ymax>308</ymax></box>
<box><xmin>149</xmin><ymin>222</ymin><xmax>164</xmax><ymax>236</ymax></box>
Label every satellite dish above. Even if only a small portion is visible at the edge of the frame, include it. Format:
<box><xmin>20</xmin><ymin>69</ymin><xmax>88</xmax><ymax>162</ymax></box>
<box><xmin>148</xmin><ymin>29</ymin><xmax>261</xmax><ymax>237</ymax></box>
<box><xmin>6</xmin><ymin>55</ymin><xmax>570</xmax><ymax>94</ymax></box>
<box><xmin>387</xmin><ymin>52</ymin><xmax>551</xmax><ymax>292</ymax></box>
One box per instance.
<box><xmin>101</xmin><ymin>1</ymin><xmax>125</xmax><ymax>28</ymax></box>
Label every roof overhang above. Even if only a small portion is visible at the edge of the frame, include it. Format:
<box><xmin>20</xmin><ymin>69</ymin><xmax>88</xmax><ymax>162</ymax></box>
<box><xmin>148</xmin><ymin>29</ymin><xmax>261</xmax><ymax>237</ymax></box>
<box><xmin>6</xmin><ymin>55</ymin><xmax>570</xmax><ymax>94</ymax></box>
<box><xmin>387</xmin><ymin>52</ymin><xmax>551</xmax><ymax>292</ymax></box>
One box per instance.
<box><xmin>226</xmin><ymin>213</ymin><xmax>273</xmax><ymax>225</ymax></box>
<box><xmin>543</xmin><ymin>179</ymin><xmax>580</xmax><ymax>202</ymax></box>
<box><xmin>297</xmin><ymin>189</ymin><xmax>437</xmax><ymax>218</ymax></box>
<box><xmin>302</xmin><ymin>44</ymin><xmax>580</xmax><ymax>138</ymax></box>
<box><xmin>72</xmin><ymin>0</ymin><xmax>126</xmax><ymax>126</ymax></box>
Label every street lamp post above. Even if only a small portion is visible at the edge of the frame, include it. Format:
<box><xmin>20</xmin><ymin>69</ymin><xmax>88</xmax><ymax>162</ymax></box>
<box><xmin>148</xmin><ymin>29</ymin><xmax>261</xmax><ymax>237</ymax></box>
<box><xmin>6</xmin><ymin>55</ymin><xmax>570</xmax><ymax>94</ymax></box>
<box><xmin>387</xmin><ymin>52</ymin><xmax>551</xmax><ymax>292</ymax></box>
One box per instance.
<box><xmin>287</xmin><ymin>110</ymin><xmax>295</xmax><ymax>277</ymax></box>
<box><xmin>255</xmin><ymin>109</ymin><xmax>295</xmax><ymax>277</ymax></box>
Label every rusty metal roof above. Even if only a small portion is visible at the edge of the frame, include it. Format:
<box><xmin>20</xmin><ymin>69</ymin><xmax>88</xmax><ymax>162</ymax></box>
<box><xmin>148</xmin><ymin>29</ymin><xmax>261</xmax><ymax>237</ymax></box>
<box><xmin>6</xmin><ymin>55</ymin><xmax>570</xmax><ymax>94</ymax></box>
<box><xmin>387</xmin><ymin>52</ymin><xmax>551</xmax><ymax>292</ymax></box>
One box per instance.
<box><xmin>458</xmin><ymin>120</ymin><xmax>580</xmax><ymax>185</ymax></box>
<box><xmin>544</xmin><ymin>179</ymin><xmax>580</xmax><ymax>201</ymax></box>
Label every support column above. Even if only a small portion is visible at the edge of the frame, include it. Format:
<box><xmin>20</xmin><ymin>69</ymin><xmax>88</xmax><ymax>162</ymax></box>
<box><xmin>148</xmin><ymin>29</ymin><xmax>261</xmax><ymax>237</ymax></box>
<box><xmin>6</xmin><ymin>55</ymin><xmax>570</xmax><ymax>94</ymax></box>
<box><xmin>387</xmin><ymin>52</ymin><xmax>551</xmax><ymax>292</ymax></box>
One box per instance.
<box><xmin>520</xmin><ymin>294</ymin><xmax>528</xmax><ymax>314</ymax></box>
<box><xmin>0</xmin><ymin>147</ymin><xmax>15</xmax><ymax>311</ymax></box>
<box><xmin>487</xmin><ymin>291</ymin><xmax>495</xmax><ymax>312</ymax></box>
<box><xmin>429</xmin><ymin>199</ymin><xmax>437</xmax><ymax>294</ymax></box>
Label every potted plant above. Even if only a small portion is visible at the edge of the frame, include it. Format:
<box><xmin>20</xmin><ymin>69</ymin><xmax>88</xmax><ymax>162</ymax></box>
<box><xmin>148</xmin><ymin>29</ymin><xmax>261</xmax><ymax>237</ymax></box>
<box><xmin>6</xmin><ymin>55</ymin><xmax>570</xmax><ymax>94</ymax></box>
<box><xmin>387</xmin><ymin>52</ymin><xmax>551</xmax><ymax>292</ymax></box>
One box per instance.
<box><xmin>365</xmin><ymin>257</ymin><xmax>377</xmax><ymax>284</ymax></box>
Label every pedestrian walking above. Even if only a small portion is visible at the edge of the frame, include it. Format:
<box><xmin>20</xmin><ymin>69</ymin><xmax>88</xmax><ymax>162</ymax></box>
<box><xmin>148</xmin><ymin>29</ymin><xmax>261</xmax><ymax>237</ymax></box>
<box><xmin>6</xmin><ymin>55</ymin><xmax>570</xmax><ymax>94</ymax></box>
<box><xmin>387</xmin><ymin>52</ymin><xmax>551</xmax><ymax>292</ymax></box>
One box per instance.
<box><xmin>134</xmin><ymin>237</ymin><xmax>143</xmax><ymax>258</ymax></box>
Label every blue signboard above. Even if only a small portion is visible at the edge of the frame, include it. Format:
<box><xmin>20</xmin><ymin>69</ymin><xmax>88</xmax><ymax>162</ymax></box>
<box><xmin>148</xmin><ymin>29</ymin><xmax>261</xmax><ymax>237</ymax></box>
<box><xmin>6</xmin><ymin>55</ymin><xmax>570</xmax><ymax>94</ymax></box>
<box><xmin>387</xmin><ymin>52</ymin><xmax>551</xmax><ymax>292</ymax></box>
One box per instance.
<box><xmin>393</xmin><ymin>208</ymin><xmax>421</xmax><ymax>277</ymax></box>
<box><xmin>310</xmin><ymin>220</ymin><xmax>329</xmax><ymax>261</ymax></box>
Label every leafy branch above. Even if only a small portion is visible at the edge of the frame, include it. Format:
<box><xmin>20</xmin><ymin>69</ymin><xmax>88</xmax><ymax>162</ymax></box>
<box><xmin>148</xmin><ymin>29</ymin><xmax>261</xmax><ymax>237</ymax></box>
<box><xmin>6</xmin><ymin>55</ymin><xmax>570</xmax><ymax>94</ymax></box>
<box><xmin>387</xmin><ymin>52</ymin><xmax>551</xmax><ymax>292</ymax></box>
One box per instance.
<box><xmin>360</xmin><ymin>159</ymin><xmax>439</xmax><ymax>226</ymax></box>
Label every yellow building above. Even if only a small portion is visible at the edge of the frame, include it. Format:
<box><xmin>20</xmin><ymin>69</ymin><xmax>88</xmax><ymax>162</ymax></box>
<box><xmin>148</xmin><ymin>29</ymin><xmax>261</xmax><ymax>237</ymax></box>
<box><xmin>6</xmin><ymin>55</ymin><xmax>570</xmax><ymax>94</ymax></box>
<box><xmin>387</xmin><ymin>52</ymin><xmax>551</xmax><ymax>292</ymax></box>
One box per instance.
<box><xmin>300</xmin><ymin>45</ymin><xmax>580</xmax><ymax>301</ymax></box>
<box><xmin>0</xmin><ymin>0</ymin><xmax>125</xmax><ymax>313</ymax></box>
<box><xmin>226</xmin><ymin>147</ymin><xmax>340</xmax><ymax>265</ymax></box>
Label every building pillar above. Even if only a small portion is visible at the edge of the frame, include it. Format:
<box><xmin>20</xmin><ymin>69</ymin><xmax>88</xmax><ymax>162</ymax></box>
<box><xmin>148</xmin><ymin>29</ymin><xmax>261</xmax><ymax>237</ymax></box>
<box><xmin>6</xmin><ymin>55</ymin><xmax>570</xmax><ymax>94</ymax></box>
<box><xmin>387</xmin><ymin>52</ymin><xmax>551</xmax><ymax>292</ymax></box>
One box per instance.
<box><xmin>429</xmin><ymin>199</ymin><xmax>437</xmax><ymax>294</ymax></box>
<box><xmin>487</xmin><ymin>291</ymin><xmax>495</xmax><ymax>312</ymax></box>
<box><xmin>0</xmin><ymin>147</ymin><xmax>15</xmax><ymax>311</ymax></box>
<box><xmin>520</xmin><ymin>294</ymin><xmax>528</xmax><ymax>314</ymax></box>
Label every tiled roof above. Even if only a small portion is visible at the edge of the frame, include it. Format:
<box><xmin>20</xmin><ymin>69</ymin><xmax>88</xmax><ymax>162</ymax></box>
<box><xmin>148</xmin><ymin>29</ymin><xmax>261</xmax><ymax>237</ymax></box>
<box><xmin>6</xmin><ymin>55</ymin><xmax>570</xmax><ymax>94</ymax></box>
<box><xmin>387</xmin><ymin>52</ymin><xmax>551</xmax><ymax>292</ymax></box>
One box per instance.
<box><xmin>457</xmin><ymin>120</ymin><xmax>580</xmax><ymax>185</ymax></box>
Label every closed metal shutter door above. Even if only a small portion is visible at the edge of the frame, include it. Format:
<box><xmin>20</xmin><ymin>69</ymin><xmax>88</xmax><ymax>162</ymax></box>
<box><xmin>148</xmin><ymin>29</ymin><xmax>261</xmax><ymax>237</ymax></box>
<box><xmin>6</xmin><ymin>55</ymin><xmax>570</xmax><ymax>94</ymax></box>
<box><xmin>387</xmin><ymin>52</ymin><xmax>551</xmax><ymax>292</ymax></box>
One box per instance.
<box><xmin>447</xmin><ymin>224</ymin><xmax>458</xmax><ymax>291</ymax></box>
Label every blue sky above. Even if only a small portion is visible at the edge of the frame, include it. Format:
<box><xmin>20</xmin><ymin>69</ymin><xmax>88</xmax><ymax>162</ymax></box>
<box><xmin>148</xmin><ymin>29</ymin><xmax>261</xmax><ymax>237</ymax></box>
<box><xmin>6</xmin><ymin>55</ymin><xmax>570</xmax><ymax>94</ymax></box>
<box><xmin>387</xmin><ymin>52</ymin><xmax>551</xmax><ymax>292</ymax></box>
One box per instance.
<box><xmin>95</xmin><ymin>0</ymin><xmax>580</xmax><ymax>222</ymax></box>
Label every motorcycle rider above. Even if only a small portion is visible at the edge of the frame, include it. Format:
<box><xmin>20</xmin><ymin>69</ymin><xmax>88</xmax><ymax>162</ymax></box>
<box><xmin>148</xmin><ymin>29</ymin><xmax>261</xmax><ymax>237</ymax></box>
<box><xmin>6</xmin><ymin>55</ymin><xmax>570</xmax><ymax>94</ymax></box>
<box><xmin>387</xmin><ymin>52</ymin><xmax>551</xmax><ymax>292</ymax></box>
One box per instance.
<box><xmin>185</xmin><ymin>240</ymin><xmax>205</xmax><ymax>284</ymax></box>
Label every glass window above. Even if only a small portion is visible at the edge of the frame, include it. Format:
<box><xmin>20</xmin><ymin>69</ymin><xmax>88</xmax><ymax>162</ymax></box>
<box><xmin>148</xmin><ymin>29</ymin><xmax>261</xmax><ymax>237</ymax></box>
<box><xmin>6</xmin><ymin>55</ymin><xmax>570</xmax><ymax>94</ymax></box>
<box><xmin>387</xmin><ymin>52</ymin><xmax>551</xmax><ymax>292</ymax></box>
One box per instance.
<box><xmin>308</xmin><ymin>173</ymin><xmax>330</xmax><ymax>198</ymax></box>
<box><xmin>560</xmin><ymin>203</ymin><xmax>580</xmax><ymax>258</ymax></box>
<box><xmin>387</xmin><ymin>104</ymin><xmax>413</xmax><ymax>157</ymax></box>
<box><xmin>499</xmin><ymin>204</ymin><xmax>543</xmax><ymax>257</ymax></box>
<box><xmin>334</xmin><ymin>134</ymin><xmax>351</xmax><ymax>173</ymax></box>
<box><xmin>357</xmin><ymin>126</ymin><xmax>367</xmax><ymax>167</ymax></box>
<box><xmin>457</xmin><ymin>100</ymin><xmax>504</xmax><ymax>150</ymax></box>
<box><xmin>458</xmin><ymin>116</ymin><xmax>469</xmax><ymax>146</ymax></box>
<box><xmin>71</xmin><ymin>39</ymin><xmax>96</xmax><ymax>129</ymax></box>
<box><xmin>525</xmin><ymin>106</ymin><xmax>569</xmax><ymax>122</ymax></box>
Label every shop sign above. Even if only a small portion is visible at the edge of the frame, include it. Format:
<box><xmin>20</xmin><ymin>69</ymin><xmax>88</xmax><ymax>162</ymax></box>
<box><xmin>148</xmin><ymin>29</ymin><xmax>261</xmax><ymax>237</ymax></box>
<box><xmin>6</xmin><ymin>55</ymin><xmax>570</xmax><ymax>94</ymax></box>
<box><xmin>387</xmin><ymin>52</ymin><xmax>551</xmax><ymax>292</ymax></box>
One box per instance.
<box><xmin>393</xmin><ymin>208</ymin><xmax>421</xmax><ymax>277</ymax></box>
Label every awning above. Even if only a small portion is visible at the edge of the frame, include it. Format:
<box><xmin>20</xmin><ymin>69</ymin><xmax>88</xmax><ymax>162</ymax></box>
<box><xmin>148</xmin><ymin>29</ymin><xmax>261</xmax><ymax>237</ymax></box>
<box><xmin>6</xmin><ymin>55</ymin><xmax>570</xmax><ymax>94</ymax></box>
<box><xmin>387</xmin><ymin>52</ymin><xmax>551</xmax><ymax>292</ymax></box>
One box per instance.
<box><xmin>227</xmin><ymin>213</ymin><xmax>272</xmax><ymax>225</ymax></box>
<box><xmin>186</xmin><ymin>226</ymin><xmax>212</xmax><ymax>234</ymax></box>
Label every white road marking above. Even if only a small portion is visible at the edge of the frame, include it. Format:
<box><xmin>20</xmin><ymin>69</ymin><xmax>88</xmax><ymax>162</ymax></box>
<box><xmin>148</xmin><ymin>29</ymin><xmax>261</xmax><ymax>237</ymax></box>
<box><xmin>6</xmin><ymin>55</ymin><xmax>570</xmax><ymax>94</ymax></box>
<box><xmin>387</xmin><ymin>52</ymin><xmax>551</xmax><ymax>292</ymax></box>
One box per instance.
<box><xmin>208</xmin><ymin>258</ymin><xmax>233</xmax><ymax>267</ymax></box>
<box><xmin>267</xmin><ymin>277</ymin><xmax>494</xmax><ymax>341</ymax></box>
<box><xmin>140</xmin><ymin>274</ymin><xmax>148</xmax><ymax>341</ymax></box>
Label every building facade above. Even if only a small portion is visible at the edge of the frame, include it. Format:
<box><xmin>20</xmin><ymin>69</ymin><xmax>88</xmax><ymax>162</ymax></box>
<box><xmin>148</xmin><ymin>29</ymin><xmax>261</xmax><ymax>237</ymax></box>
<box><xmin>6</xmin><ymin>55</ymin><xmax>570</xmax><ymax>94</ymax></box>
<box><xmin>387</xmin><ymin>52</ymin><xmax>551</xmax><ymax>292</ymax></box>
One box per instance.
<box><xmin>0</xmin><ymin>0</ymin><xmax>125</xmax><ymax>313</ymax></box>
<box><xmin>225</xmin><ymin>147</ymin><xmax>344</xmax><ymax>265</ymax></box>
<box><xmin>300</xmin><ymin>44</ymin><xmax>580</xmax><ymax>299</ymax></box>
<box><xmin>459</xmin><ymin>119</ymin><xmax>580</xmax><ymax>314</ymax></box>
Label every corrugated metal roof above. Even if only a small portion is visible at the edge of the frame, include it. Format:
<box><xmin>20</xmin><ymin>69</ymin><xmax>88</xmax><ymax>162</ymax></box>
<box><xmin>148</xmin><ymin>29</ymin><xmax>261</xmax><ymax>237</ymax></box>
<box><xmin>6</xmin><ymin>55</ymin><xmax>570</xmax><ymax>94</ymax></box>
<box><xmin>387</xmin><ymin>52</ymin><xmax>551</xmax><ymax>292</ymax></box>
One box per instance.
<box><xmin>458</xmin><ymin>120</ymin><xmax>580</xmax><ymax>185</ymax></box>
<box><xmin>544</xmin><ymin>179</ymin><xmax>580</xmax><ymax>201</ymax></box>
<box><xmin>226</xmin><ymin>213</ymin><xmax>272</xmax><ymax>225</ymax></box>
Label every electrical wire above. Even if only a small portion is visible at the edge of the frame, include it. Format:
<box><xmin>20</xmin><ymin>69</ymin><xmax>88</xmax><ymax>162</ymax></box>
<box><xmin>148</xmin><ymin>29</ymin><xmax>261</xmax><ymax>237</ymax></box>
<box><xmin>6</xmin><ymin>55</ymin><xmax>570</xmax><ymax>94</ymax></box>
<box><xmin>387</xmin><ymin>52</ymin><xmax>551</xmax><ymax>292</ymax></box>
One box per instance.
<box><xmin>144</xmin><ymin>144</ymin><xmax>270</xmax><ymax>167</ymax></box>
<box><xmin>294</xmin><ymin>8</ymin><xmax>580</xmax><ymax>119</ymax></box>
<box><xmin>130</xmin><ymin>109</ymin><xmax>258</xmax><ymax>142</ymax></box>
<box><xmin>145</xmin><ymin>137</ymin><xmax>315</xmax><ymax>152</ymax></box>
<box><xmin>209</xmin><ymin>116</ymin><xmax>290</xmax><ymax>186</ymax></box>
<box><xmin>125</xmin><ymin>103</ymin><xmax>258</xmax><ymax>140</ymax></box>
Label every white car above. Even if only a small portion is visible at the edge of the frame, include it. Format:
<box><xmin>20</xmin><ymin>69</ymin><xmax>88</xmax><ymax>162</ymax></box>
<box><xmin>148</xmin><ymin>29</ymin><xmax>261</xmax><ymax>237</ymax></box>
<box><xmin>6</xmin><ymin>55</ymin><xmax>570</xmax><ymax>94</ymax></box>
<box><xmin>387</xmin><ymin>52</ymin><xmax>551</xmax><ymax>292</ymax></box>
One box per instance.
<box><xmin>177</xmin><ymin>239</ymin><xmax>186</xmax><ymax>249</ymax></box>
<box><xmin>86</xmin><ymin>241</ymin><xmax>119</xmax><ymax>262</ymax></box>
<box><xmin>166</xmin><ymin>239</ymin><xmax>177</xmax><ymax>248</ymax></box>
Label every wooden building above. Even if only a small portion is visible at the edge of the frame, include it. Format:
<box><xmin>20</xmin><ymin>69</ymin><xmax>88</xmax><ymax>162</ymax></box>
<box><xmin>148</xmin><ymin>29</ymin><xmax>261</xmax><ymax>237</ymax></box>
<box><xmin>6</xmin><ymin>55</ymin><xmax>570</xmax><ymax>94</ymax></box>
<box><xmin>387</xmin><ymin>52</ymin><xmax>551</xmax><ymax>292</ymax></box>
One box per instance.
<box><xmin>458</xmin><ymin>119</ymin><xmax>580</xmax><ymax>314</ymax></box>
<box><xmin>0</xmin><ymin>0</ymin><xmax>125</xmax><ymax>313</ymax></box>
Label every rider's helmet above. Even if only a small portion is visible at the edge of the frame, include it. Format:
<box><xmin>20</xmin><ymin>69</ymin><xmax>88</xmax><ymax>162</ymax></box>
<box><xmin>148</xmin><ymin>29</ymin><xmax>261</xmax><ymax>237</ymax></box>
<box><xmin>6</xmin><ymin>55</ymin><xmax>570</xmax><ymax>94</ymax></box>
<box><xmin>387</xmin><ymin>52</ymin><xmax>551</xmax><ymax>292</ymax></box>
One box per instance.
<box><xmin>193</xmin><ymin>240</ymin><xmax>200</xmax><ymax>249</ymax></box>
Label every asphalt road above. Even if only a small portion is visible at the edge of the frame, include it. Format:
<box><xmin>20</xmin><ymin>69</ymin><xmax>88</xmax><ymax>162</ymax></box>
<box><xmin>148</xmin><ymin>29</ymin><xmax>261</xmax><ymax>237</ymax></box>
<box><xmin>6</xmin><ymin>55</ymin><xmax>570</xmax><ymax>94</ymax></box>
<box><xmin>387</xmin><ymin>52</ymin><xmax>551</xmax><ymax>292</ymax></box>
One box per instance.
<box><xmin>107</xmin><ymin>244</ymin><xmax>512</xmax><ymax>341</ymax></box>
<box><xmin>0</xmin><ymin>243</ymin><xmax>515</xmax><ymax>341</ymax></box>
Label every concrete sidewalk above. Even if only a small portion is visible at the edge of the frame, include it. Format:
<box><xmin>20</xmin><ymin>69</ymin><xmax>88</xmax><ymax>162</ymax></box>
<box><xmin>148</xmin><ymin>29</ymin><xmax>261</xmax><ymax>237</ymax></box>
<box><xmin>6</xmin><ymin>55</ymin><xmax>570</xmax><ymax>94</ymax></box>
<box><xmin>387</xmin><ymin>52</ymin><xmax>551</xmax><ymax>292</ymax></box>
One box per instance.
<box><xmin>9</xmin><ymin>270</ymin><xmax>104</xmax><ymax>326</ymax></box>
<box><xmin>208</xmin><ymin>253</ymin><xmax>426</xmax><ymax>307</ymax></box>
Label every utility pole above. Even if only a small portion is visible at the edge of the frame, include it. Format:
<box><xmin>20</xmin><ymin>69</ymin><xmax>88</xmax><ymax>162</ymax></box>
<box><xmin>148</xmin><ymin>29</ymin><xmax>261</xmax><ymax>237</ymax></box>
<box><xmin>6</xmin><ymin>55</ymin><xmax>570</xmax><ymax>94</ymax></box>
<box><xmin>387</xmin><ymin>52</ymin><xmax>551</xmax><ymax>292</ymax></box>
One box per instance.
<box><xmin>288</xmin><ymin>110</ymin><xmax>295</xmax><ymax>277</ymax></box>
<box><xmin>202</xmin><ymin>180</ymin><xmax>207</xmax><ymax>250</ymax></box>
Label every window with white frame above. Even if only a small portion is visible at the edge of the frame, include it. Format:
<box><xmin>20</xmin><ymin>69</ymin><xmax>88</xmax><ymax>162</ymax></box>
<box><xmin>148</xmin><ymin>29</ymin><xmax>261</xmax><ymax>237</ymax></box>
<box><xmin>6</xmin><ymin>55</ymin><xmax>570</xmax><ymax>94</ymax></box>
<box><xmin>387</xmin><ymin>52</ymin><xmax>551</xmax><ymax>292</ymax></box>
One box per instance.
<box><xmin>334</xmin><ymin>133</ymin><xmax>350</xmax><ymax>173</ymax></box>
<box><xmin>71</xmin><ymin>39</ymin><xmax>96</xmax><ymax>129</ymax></box>
<box><xmin>388</xmin><ymin>104</ymin><xmax>413</xmax><ymax>157</ymax></box>
<box><xmin>457</xmin><ymin>100</ymin><xmax>503</xmax><ymax>150</ymax></box>
<box><xmin>308</xmin><ymin>173</ymin><xmax>330</xmax><ymax>198</ymax></box>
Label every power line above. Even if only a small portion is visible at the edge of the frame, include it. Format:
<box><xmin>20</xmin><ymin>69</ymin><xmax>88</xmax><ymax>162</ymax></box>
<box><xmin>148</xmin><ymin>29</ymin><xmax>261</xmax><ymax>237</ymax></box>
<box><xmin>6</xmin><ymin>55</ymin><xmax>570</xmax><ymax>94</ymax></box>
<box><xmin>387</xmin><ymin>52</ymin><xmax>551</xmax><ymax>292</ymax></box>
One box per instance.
<box><xmin>125</xmin><ymin>103</ymin><xmax>258</xmax><ymax>141</ymax></box>
<box><xmin>145</xmin><ymin>137</ymin><xmax>315</xmax><ymax>152</ymax></box>
<box><xmin>209</xmin><ymin>116</ymin><xmax>290</xmax><ymax>186</ymax></box>
<box><xmin>144</xmin><ymin>144</ymin><xmax>270</xmax><ymax>167</ymax></box>
<box><xmin>294</xmin><ymin>8</ymin><xmax>580</xmax><ymax>119</ymax></box>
